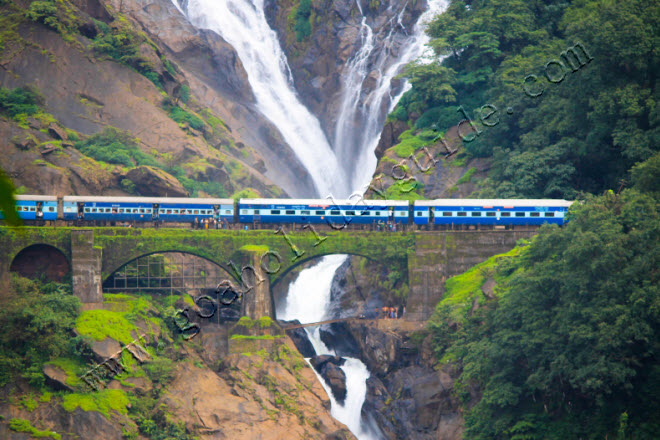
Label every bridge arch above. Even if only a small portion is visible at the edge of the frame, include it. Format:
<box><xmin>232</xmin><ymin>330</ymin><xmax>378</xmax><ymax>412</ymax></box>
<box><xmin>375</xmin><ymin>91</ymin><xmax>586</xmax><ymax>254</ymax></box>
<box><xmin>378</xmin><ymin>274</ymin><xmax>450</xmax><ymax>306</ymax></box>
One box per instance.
<box><xmin>103</xmin><ymin>251</ymin><xmax>238</xmax><ymax>293</ymax></box>
<box><xmin>10</xmin><ymin>244</ymin><xmax>71</xmax><ymax>283</ymax></box>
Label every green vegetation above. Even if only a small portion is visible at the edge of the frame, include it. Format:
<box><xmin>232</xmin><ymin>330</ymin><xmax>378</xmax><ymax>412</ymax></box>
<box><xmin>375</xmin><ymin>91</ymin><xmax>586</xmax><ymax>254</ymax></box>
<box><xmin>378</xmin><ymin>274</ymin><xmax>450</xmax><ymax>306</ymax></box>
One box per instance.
<box><xmin>290</xmin><ymin>0</ymin><xmax>313</xmax><ymax>41</ymax></box>
<box><xmin>166</xmin><ymin>105</ymin><xmax>204</xmax><ymax>131</ymax></box>
<box><xmin>0</xmin><ymin>86</ymin><xmax>43</xmax><ymax>118</ymax></box>
<box><xmin>9</xmin><ymin>418</ymin><xmax>61</xmax><ymax>439</ymax></box>
<box><xmin>75</xmin><ymin>309</ymin><xmax>138</xmax><ymax>345</ymax></box>
<box><xmin>395</xmin><ymin>0</ymin><xmax>659</xmax><ymax>198</ymax></box>
<box><xmin>0</xmin><ymin>168</ymin><xmax>21</xmax><ymax>225</ymax></box>
<box><xmin>61</xmin><ymin>389</ymin><xmax>129</xmax><ymax>417</ymax></box>
<box><xmin>428</xmin><ymin>182</ymin><xmax>659</xmax><ymax>438</ymax></box>
<box><xmin>0</xmin><ymin>278</ymin><xmax>81</xmax><ymax>388</ymax></box>
<box><xmin>456</xmin><ymin>167</ymin><xmax>476</xmax><ymax>185</ymax></box>
<box><xmin>74</xmin><ymin>127</ymin><xmax>160</xmax><ymax>168</ymax></box>
<box><xmin>90</xmin><ymin>16</ymin><xmax>162</xmax><ymax>88</ymax></box>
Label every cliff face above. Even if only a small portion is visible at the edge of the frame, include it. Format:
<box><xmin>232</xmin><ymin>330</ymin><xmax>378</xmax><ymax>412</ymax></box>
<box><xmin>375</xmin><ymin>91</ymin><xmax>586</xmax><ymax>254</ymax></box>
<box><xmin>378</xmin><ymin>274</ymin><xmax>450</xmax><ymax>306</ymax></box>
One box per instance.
<box><xmin>0</xmin><ymin>0</ymin><xmax>314</xmax><ymax>197</ymax></box>
<box><xmin>265</xmin><ymin>0</ymin><xmax>426</xmax><ymax>144</ymax></box>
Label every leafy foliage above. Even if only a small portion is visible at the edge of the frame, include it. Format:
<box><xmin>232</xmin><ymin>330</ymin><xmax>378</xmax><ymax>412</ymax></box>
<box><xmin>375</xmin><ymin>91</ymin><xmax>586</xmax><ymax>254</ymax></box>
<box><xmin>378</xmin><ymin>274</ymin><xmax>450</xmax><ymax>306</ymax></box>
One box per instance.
<box><xmin>293</xmin><ymin>0</ymin><xmax>312</xmax><ymax>41</ymax></box>
<box><xmin>0</xmin><ymin>86</ymin><xmax>43</xmax><ymax>118</ymax></box>
<box><xmin>0</xmin><ymin>168</ymin><xmax>21</xmax><ymax>226</ymax></box>
<box><xmin>74</xmin><ymin>127</ymin><xmax>160</xmax><ymax>168</ymax></box>
<box><xmin>9</xmin><ymin>418</ymin><xmax>61</xmax><ymax>439</ymax></box>
<box><xmin>396</xmin><ymin>0</ymin><xmax>660</xmax><ymax>198</ymax></box>
<box><xmin>0</xmin><ymin>278</ymin><xmax>81</xmax><ymax>388</ymax></box>
<box><xmin>429</xmin><ymin>185</ymin><xmax>660</xmax><ymax>438</ymax></box>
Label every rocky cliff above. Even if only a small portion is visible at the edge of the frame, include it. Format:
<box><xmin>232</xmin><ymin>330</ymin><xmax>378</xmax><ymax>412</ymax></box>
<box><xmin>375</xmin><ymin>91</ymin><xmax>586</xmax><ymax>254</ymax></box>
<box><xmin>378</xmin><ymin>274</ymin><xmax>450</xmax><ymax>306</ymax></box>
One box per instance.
<box><xmin>265</xmin><ymin>0</ymin><xmax>426</xmax><ymax>145</ymax></box>
<box><xmin>0</xmin><ymin>0</ymin><xmax>316</xmax><ymax>197</ymax></box>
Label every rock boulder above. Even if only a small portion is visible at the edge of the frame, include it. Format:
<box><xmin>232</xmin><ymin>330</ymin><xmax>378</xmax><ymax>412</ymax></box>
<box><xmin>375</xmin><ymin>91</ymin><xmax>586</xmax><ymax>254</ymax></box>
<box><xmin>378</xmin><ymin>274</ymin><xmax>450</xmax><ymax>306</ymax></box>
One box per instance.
<box><xmin>125</xmin><ymin>166</ymin><xmax>188</xmax><ymax>197</ymax></box>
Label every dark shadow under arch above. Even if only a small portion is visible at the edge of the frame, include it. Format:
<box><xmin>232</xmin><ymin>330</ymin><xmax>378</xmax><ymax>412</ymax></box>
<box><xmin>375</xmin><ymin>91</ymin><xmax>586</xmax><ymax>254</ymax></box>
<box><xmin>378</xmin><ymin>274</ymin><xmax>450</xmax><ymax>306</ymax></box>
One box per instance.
<box><xmin>10</xmin><ymin>244</ymin><xmax>70</xmax><ymax>283</ymax></box>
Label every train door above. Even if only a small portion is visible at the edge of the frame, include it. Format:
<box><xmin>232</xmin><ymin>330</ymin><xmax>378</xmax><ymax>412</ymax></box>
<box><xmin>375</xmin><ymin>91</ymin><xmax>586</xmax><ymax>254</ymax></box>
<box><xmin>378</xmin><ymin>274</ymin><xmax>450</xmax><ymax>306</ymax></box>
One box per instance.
<box><xmin>36</xmin><ymin>202</ymin><xmax>44</xmax><ymax>220</ymax></box>
<box><xmin>152</xmin><ymin>204</ymin><xmax>159</xmax><ymax>221</ymax></box>
<box><xmin>429</xmin><ymin>208</ymin><xmax>435</xmax><ymax>230</ymax></box>
<box><xmin>77</xmin><ymin>202</ymin><xmax>85</xmax><ymax>220</ymax></box>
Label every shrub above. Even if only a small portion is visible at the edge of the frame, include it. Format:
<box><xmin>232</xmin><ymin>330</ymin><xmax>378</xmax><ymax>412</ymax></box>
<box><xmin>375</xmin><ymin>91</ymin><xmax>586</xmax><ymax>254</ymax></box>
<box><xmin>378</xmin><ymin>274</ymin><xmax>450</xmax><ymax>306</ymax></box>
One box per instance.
<box><xmin>0</xmin><ymin>278</ymin><xmax>80</xmax><ymax>387</ymax></box>
<box><xmin>25</xmin><ymin>1</ymin><xmax>60</xmax><ymax>30</ymax></box>
<box><xmin>168</xmin><ymin>106</ymin><xmax>204</xmax><ymax>131</ymax></box>
<box><xmin>9</xmin><ymin>418</ymin><xmax>61</xmax><ymax>439</ymax></box>
<box><xmin>0</xmin><ymin>86</ymin><xmax>43</xmax><ymax>118</ymax></box>
<box><xmin>74</xmin><ymin>127</ymin><xmax>161</xmax><ymax>168</ymax></box>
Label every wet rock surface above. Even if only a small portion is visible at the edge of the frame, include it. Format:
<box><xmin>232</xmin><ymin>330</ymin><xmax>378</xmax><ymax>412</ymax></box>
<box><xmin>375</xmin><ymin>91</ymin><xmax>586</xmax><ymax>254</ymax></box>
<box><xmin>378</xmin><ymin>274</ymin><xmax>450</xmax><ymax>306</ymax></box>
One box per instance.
<box><xmin>310</xmin><ymin>355</ymin><xmax>348</xmax><ymax>404</ymax></box>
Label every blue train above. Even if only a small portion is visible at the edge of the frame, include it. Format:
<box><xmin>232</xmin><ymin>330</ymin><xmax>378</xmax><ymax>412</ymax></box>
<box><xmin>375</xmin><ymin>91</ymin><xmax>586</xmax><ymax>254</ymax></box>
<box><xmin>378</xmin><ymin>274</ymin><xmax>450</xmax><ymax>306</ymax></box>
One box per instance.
<box><xmin>2</xmin><ymin>195</ymin><xmax>573</xmax><ymax>228</ymax></box>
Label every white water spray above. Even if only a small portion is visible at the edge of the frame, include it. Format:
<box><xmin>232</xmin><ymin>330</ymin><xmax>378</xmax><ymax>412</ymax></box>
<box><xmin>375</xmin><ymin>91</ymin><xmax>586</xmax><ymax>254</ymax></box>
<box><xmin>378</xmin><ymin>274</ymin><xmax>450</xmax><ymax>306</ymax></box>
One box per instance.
<box><xmin>175</xmin><ymin>0</ymin><xmax>348</xmax><ymax>197</ymax></box>
<box><xmin>334</xmin><ymin>0</ymin><xmax>448</xmax><ymax>193</ymax></box>
<box><xmin>278</xmin><ymin>256</ymin><xmax>379</xmax><ymax>440</ymax></box>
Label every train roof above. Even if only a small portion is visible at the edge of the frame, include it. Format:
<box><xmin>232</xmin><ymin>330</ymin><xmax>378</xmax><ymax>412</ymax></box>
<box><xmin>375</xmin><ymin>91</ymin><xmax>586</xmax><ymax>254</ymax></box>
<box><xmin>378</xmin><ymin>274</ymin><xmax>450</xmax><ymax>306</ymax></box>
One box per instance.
<box><xmin>239</xmin><ymin>198</ymin><xmax>409</xmax><ymax>206</ymax></box>
<box><xmin>62</xmin><ymin>196</ymin><xmax>233</xmax><ymax>205</ymax></box>
<box><xmin>15</xmin><ymin>195</ymin><xmax>58</xmax><ymax>201</ymax></box>
<box><xmin>414</xmin><ymin>199</ymin><xmax>574</xmax><ymax>207</ymax></box>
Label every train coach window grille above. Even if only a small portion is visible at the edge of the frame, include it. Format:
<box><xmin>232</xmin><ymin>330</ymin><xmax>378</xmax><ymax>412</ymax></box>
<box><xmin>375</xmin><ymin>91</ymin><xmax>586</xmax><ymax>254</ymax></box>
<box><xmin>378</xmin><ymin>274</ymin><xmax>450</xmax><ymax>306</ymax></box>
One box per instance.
<box><xmin>346</xmin><ymin>211</ymin><xmax>356</xmax><ymax>216</ymax></box>
<box><xmin>416</xmin><ymin>212</ymin><xmax>422</xmax><ymax>217</ymax></box>
<box><xmin>545</xmin><ymin>212</ymin><xmax>555</xmax><ymax>217</ymax></box>
<box><xmin>530</xmin><ymin>212</ymin><xmax>540</xmax><ymax>217</ymax></box>
<box><xmin>48</xmin><ymin>207</ymin><xmax>54</xmax><ymax>212</ymax></box>
<box><xmin>225</xmin><ymin>210</ymin><xmax>232</xmax><ymax>214</ymax></box>
<box><xmin>315</xmin><ymin>210</ymin><xmax>325</xmax><ymax>215</ymax></box>
<box><xmin>457</xmin><ymin>212</ymin><xmax>467</xmax><ymax>217</ymax></box>
<box><xmin>374</xmin><ymin>212</ymin><xmax>381</xmax><ymax>216</ymax></box>
<box><xmin>301</xmin><ymin>210</ymin><xmax>310</xmax><ymax>215</ymax></box>
<box><xmin>330</xmin><ymin>210</ymin><xmax>341</xmax><ymax>215</ymax></box>
<box><xmin>443</xmin><ymin>212</ymin><xmax>452</xmax><ymax>217</ymax></box>
<box><xmin>515</xmin><ymin>212</ymin><xmax>526</xmax><ymax>217</ymax></box>
<box><xmin>361</xmin><ymin>211</ymin><xmax>369</xmax><ymax>216</ymax></box>
<box><xmin>501</xmin><ymin>212</ymin><xmax>511</xmax><ymax>217</ymax></box>
<box><xmin>194</xmin><ymin>210</ymin><xmax>199</xmax><ymax>214</ymax></box>
<box><xmin>286</xmin><ymin>210</ymin><xmax>295</xmax><ymax>215</ymax></box>
<box><xmin>471</xmin><ymin>212</ymin><xmax>482</xmax><ymax>217</ymax></box>
<box><xmin>486</xmin><ymin>212</ymin><xmax>496</xmax><ymax>217</ymax></box>
<box><xmin>271</xmin><ymin>210</ymin><xmax>280</xmax><ymax>214</ymax></box>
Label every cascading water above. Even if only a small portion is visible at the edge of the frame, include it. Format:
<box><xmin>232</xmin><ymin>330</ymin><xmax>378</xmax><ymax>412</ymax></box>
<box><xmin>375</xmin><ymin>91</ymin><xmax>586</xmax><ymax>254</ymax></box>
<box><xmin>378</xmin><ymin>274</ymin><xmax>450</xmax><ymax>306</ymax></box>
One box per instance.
<box><xmin>174</xmin><ymin>0</ymin><xmax>348</xmax><ymax>198</ymax></box>
<box><xmin>334</xmin><ymin>0</ymin><xmax>448</xmax><ymax>193</ymax></box>
<box><xmin>278</xmin><ymin>255</ymin><xmax>380</xmax><ymax>440</ymax></box>
<box><xmin>171</xmin><ymin>0</ymin><xmax>447</xmax><ymax>438</ymax></box>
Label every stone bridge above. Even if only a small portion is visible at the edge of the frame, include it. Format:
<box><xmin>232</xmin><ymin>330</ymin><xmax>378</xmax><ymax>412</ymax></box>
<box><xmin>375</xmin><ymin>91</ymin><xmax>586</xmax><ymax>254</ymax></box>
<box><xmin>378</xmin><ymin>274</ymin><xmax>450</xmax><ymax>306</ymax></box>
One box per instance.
<box><xmin>0</xmin><ymin>227</ymin><xmax>536</xmax><ymax>321</ymax></box>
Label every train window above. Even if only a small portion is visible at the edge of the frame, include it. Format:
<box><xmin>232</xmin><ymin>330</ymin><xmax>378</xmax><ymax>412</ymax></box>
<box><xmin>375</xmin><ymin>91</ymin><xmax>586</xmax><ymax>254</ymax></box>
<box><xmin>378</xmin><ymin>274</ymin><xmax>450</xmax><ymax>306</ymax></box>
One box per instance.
<box><xmin>271</xmin><ymin>210</ymin><xmax>280</xmax><ymax>214</ymax></box>
<box><xmin>139</xmin><ymin>209</ymin><xmax>145</xmax><ymax>213</ymax></box>
<box><xmin>286</xmin><ymin>210</ymin><xmax>295</xmax><ymax>215</ymax></box>
<box><xmin>471</xmin><ymin>212</ymin><xmax>481</xmax><ymax>217</ymax></box>
<box><xmin>545</xmin><ymin>212</ymin><xmax>555</xmax><ymax>217</ymax></box>
<box><xmin>530</xmin><ymin>212</ymin><xmax>540</xmax><ymax>217</ymax></box>
<box><xmin>346</xmin><ymin>211</ymin><xmax>355</xmax><ymax>215</ymax></box>
<box><xmin>225</xmin><ymin>210</ymin><xmax>232</xmax><ymax>214</ymax></box>
<box><xmin>361</xmin><ymin>211</ymin><xmax>369</xmax><ymax>215</ymax></box>
<box><xmin>193</xmin><ymin>210</ymin><xmax>199</xmax><ymax>214</ymax></box>
<box><xmin>253</xmin><ymin>210</ymin><xmax>259</xmax><ymax>215</ymax></box>
<box><xmin>241</xmin><ymin>210</ymin><xmax>247</xmax><ymax>214</ymax></box>
<box><xmin>443</xmin><ymin>212</ymin><xmax>452</xmax><ymax>217</ymax></box>
<box><xmin>515</xmin><ymin>212</ymin><xmax>525</xmax><ymax>217</ymax></box>
<box><xmin>374</xmin><ymin>212</ymin><xmax>381</xmax><ymax>216</ymax></box>
<box><xmin>486</xmin><ymin>212</ymin><xmax>496</xmax><ymax>217</ymax></box>
<box><xmin>457</xmin><ymin>212</ymin><xmax>467</xmax><ymax>217</ymax></box>
<box><xmin>501</xmin><ymin>212</ymin><xmax>511</xmax><ymax>217</ymax></box>
<box><xmin>315</xmin><ymin>210</ymin><xmax>325</xmax><ymax>215</ymax></box>
<box><xmin>330</xmin><ymin>210</ymin><xmax>340</xmax><ymax>215</ymax></box>
<box><xmin>48</xmin><ymin>207</ymin><xmax>54</xmax><ymax>212</ymax></box>
<box><xmin>301</xmin><ymin>210</ymin><xmax>310</xmax><ymax>215</ymax></box>
<box><xmin>416</xmin><ymin>212</ymin><xmax>422</xmax><ymax>216</ymax></box>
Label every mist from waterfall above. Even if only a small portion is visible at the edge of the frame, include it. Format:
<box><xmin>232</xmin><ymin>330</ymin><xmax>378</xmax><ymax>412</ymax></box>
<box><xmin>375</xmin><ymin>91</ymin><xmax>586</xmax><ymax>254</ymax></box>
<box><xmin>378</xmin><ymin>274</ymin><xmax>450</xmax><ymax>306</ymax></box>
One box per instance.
<box><xmin>334</xmin><ymin>0</ymin><xmax>448</xmax><ymax>193</ymax></box>
<box><xmin>175</xmin><ymin>0</ymin><xmax>347</xmax><ymax>197</ymax></box>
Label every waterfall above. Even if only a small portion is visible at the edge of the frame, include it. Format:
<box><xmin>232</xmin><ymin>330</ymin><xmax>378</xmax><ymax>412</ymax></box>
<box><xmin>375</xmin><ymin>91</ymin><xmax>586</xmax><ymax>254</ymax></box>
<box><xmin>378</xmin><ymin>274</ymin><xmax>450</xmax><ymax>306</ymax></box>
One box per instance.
<box><xmin>334</xmin><ymin>0</ymin><xmax>448</xmax><ymax>193</ymax></box>
<box><xmin>278</xmin><ymin>255</ymin><xmax>379</xmax><ymax>440</ymax></box>
<box><xmin>175</xmin><ymin>0</ymin><xmax>348</xmax><ymax>197</ymax></box>
<box><xmin>171</xmin><ymin>1</ymin><xmax>448</xmax><ymax>438</ymax></box>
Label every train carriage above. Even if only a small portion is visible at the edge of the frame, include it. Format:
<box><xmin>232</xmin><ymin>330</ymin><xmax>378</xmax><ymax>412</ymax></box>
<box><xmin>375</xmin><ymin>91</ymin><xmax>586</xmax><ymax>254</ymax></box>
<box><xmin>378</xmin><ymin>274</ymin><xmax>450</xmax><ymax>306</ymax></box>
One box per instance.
<box><xmin>413</xmin><ymin>199</ymin><xmax>573</xmax><ymax>226</ymax></box>
<box><xmin>238</xmin><ymin>198</ymin><xmax>410</xmax><ymax>225</ymax></box>
<box><xmin>62</xmin><ymin>196</ymin><xmax>234</xmax><ymax>224</ymax></box>
<box><xmin>1</xmin><ymin>195</ymin><xmax>58</xmax><ymax>221</ymax></box>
